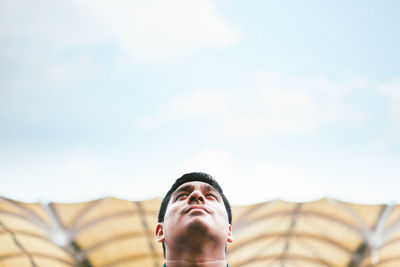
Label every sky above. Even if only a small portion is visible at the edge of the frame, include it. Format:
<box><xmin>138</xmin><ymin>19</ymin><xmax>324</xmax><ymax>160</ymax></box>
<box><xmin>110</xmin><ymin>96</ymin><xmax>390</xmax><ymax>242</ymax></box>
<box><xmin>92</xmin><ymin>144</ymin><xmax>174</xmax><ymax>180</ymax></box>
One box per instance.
<box><xmin>1</xmin><ymin>0</ymin><xmax>400</xmax><ymax>205</ymax></box>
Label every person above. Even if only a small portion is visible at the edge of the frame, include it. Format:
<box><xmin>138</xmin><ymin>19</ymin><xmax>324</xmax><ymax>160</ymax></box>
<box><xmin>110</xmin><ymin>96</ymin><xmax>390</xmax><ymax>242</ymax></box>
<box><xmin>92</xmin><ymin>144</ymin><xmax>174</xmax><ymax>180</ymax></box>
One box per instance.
<box><xmin>156</xmin><ymin>172</ymin><xmax>233</xmax><ymax>267</ymax></box>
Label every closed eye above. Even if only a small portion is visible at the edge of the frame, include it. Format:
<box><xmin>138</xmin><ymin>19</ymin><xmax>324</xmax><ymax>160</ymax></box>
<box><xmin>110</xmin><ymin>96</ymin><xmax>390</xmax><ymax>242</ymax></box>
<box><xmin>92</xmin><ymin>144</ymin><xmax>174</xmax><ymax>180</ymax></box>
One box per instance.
<box><xmin>175</xmin><ymin>193</ymin><xmax>189</xmax><ymax>200</ymax></box>
<box><xmin>206</xmin><ymin>194</ymin><xmax>218</xmax><ymax>200</ymax></box>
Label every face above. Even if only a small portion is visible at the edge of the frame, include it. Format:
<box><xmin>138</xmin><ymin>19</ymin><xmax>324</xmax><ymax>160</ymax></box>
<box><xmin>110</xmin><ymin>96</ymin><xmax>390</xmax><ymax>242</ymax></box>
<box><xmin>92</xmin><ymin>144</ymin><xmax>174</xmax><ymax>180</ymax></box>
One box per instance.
<box><xmin>156</xmin><ymin>181</ymin><xmax>233</xmax><ymax>247</ymax></box>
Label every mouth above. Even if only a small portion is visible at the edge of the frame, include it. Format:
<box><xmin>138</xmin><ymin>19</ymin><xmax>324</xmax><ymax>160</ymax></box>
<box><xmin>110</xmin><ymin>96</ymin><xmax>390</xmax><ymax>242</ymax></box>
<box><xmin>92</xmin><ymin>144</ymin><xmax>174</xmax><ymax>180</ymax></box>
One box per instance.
<box><xmin>186</xmin><ymin>206</ymin><xmax>209</xmax><ymax>214</ymax></box>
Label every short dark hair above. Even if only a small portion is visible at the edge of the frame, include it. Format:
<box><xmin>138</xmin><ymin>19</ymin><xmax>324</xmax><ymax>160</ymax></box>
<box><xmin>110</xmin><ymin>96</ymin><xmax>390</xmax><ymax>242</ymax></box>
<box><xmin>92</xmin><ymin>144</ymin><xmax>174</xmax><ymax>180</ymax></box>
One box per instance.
<box><xmin>158</xmin><ymin>172</ymin><xmax>232</xmax><ymax>224</ymax></box>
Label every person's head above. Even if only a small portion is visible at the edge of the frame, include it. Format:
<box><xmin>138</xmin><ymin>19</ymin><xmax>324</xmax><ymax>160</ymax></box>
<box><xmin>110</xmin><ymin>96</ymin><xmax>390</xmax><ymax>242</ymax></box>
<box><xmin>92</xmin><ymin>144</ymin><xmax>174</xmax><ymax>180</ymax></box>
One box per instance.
<box><xmin>156</xmin><ymin>172</ymin><xmax>233</xmax><ymax>258</ymax></box>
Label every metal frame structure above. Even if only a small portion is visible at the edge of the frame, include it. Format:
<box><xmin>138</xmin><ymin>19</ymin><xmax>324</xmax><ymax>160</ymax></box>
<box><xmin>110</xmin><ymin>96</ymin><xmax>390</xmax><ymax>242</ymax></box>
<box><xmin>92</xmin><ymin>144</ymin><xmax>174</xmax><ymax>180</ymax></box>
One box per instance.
<box><xmin>1</xmin><ymin>196</ymin><xmax>400</xmax><ymax>267</ymax></box>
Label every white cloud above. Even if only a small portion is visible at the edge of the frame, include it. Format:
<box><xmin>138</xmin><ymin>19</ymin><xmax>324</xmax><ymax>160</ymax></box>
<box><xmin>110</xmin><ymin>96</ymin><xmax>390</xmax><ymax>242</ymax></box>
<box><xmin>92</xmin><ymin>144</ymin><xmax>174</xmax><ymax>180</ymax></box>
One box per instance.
<box><xmin>176</xmin><ymin>147</ymin><xmax>321</xmax><ymax>204</ymax></box>
<box><xmin>377</xmin><ymin>76</ymin><xmax>400</xmax><ymax>142</ymax></box>
<box><xmin>242</xmin><ymin>163</ymin><xmax>323</xmax><ymax>203</ymax></box>
<box><xmin>0</xmin><ymin>147</ymin><xmax>108</xmax><ymax>202</ymax></box>
<box><xmin>0</xmin><ymin>145</ymin><xmax>324</xmax><ymax>203</ymax></box>
<box><xmin>259</xmin><ymin>88</ymin><xmax>316</xmax><ymax>113</ymax></box>
<box><xmin>173</xmin><ymin>146</ymin><xmax>400</xmax><ymax>205</ymax></box>
<box><xmin>253</xmin><ymin>72</ymin><xmax>370</xmax><ymax>97</ymax></box>
<box><xmin>137</xmin><ymin>74</ymin><xmax>369</xmax><ymax>139</ymax></box>
<box><xmin>43</xmin><ymin>54</ymin><xmax>103</xmax><ymax>88</ymax></box>
<box><xmin>0</xmin><ymin>147</ymin><xmax>164</xmax><ymax>202</ymax></box>
<box><xmin>178</xmin><ymin>148</ymin><xmax>235</xmax><ymax>179</ymax></box>
<box><xmin>0</xmin><ymin>0</ymin><xmax>240</xmax><ymax>61</ymax></box>
<box><xmin>0</xmin><ymin>1</ymin><xmax>109</xmax><ymax>47</ymax></box>
<box><xmin>117</xmin><ymin>0</ymin><xmax>240</xmax><ymax>61</ymax></box>
<box><xmin>170</xmin><ymin>90</ymin><xmax>234</xmax><ymax>116</ymax></box>
<box><xmin>220</xmin><ymin>88</ymin><xmax>319</xmax><ymax>139</ymax></box>
<box><xmin>137</xmin><ymin>89</ymin><xmax>233</xmax><ymax>129</ymax></box>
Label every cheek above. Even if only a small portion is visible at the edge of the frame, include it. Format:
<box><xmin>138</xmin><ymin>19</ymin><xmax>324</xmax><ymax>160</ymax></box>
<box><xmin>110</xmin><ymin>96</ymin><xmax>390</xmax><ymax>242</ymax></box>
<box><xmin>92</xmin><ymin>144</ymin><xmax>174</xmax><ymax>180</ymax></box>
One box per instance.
<box><xmin>213</xmin><ymin>206</ymin><xmax>229</xmax><ymax>223</ymax></box>
<box><xmin>164</xmin><ymin>204</ymin><xmax>180</xmax><ymax>223</ymax></box>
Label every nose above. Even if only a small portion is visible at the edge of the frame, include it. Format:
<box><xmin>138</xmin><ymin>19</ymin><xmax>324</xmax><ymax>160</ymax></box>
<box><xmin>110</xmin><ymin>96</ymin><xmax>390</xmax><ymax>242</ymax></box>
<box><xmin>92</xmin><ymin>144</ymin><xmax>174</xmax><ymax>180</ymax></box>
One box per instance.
<box><xmin>188</xmin><ymin>190</ymin><xmax>205</xmax><ymax>204</ymax></box>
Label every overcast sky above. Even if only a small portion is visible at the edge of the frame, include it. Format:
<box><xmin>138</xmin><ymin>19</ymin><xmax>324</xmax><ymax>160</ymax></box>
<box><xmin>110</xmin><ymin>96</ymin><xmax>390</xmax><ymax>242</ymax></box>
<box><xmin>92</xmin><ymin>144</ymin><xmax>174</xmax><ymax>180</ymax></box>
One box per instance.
<box><xmin>1</xmin><ymin>0</ymin><xmax>400</xmax><ymax>205</ymax></box>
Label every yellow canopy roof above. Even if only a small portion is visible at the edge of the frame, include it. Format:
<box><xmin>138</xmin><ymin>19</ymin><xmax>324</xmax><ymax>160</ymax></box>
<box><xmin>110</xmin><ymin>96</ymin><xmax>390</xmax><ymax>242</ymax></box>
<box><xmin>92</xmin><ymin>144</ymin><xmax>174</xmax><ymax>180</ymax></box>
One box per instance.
<box><xmin>1</xmin><ymin>196</ymin><xmax>399</xmax><ymax>267</ymax></box>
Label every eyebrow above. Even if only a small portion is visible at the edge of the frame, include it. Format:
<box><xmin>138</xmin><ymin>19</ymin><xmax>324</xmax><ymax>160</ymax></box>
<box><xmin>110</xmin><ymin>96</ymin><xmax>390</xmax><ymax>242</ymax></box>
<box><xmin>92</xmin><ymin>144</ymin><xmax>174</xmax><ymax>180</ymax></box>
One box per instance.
<box><xmin>173</xmin><ymin>184</ymin><xmax>219</xmax><ymax>196</ymax></box>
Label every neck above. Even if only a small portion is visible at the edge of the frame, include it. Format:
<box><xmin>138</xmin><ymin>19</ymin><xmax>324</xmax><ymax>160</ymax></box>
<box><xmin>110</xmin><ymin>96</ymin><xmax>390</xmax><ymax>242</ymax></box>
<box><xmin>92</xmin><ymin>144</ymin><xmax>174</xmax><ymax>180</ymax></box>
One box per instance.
<box><xmin>165</xmin><ymin>241</ymin><xmax>227</xmax><ymax>267</ymax></box>
<box><xmin>165</xmin><ymin>259</ymin><xmax>227</xmax><ymax>267</ymax></box>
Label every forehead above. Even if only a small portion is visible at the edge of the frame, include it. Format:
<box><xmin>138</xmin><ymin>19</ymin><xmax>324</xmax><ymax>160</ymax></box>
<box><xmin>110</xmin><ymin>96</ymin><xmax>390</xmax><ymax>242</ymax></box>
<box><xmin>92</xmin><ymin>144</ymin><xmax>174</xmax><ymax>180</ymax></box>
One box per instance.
<box><xmin>173</xmin><ymin>181</ymin><xmax>219</xmax><ymax>195</ymax></box>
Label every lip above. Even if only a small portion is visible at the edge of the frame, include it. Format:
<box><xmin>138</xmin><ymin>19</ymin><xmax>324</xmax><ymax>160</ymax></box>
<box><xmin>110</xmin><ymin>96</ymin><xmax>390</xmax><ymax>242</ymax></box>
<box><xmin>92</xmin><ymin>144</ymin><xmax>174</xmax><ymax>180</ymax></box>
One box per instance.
<box><xmin>186</xmin><ymin>206</ymin><xmax>210</xmax><ymax>214</ymax></box>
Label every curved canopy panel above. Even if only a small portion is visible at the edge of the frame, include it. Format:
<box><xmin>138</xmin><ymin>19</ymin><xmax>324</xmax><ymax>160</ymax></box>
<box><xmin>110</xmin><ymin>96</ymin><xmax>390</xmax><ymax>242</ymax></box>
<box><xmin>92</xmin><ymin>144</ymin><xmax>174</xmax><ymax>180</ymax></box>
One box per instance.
<box><xmin>1</xmin><ymin>196</ymin><xmax>400</xmax><ymax>267</ymax></box>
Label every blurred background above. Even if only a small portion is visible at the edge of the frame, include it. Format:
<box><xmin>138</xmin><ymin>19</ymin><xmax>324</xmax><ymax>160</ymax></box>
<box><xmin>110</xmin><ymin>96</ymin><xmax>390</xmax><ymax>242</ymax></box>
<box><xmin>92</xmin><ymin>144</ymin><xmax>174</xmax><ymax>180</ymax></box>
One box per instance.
<box><xmin>1</xmin><ymin>0</ymin><xmax>400</xmax><ymax>205</ymax></box>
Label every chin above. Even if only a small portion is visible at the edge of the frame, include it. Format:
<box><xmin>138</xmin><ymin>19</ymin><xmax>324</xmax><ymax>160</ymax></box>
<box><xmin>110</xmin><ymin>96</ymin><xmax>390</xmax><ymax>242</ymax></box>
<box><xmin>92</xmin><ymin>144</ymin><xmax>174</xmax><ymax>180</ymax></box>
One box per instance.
<box><xmin>186</xmin><ymin>217</ymin><xmax>211</xmax><ymax>234</ymax></box>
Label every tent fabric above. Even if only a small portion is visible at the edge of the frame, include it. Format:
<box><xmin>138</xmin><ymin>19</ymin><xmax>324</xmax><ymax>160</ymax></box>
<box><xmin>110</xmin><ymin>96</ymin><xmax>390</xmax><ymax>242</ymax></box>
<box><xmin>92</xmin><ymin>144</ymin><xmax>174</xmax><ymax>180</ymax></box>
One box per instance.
<box><xmin>1</xmin><ymin>196</ymin><xmax>399</xmax><ymax>267</ymax></box>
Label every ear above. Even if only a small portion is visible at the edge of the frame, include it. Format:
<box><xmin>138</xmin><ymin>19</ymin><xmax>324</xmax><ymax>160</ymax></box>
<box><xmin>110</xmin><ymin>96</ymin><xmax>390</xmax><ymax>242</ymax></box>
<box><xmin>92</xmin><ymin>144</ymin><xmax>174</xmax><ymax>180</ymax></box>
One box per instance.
<box><xmin>155</xmin><ymin>223</ymin><xmax>165</xmax><ymax>243</ymax></box>
<box><xmin>227</xmin><ymin>224</ymin><xmax>234</xmax><ymax>243</ymax></box>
